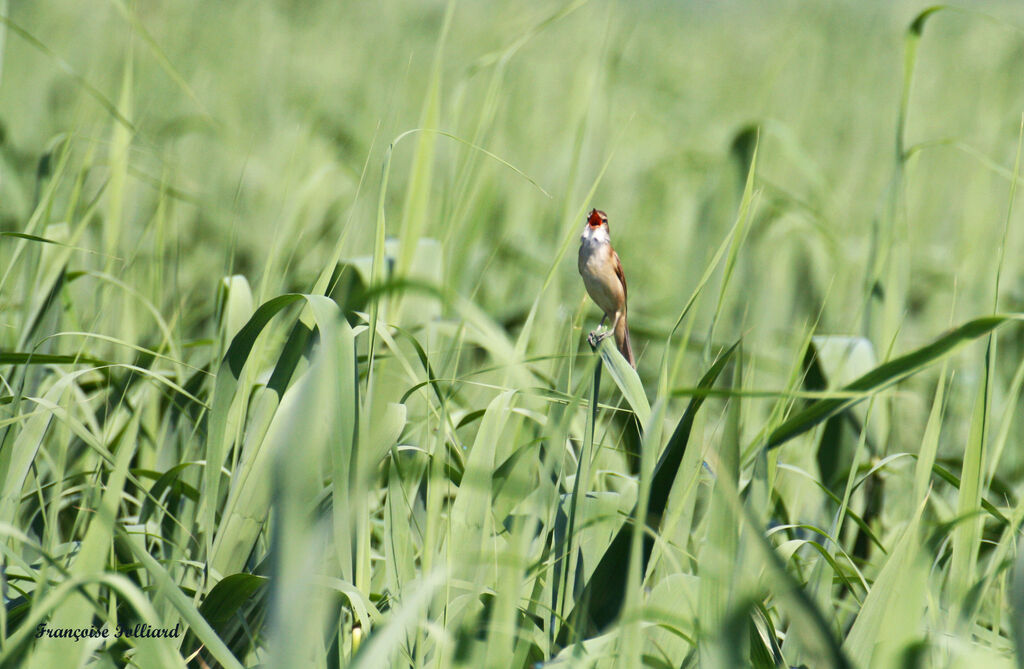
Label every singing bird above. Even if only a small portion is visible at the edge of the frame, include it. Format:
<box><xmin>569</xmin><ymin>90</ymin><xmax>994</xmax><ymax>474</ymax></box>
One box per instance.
<box><xmin>578</xmin><ymin>208</ymin><xmax>635</xmax><ymax>367</ymax></box>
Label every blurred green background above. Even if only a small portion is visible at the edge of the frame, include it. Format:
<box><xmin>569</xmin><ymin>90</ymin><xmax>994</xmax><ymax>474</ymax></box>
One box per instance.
<box><xmin>6</xmin><ymin>0</ymin><xmax>1024</xmax><ymax>372</ymax></box>
<box><xmin>5</xmin><ymin>0</ymin><xmax>1024</xmax><ymax>666</ymax></box>
<box><xmin>2</xmin><ymin>1</ymin><xmax>1022</xmax><ymax>334</ymax></box>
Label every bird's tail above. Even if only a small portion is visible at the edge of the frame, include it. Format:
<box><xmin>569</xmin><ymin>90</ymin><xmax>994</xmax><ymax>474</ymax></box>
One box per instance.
<box><xmin>615</xmin><ymin>315</ymin><xmax>635</xmax><ymax>368</ymax></box>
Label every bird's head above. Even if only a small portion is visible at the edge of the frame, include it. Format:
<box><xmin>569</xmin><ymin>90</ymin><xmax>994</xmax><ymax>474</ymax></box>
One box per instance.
<box><xmin>581</xmin><ymin>208</ymin><xmax>611</xmax><ymax>244</ymax></box>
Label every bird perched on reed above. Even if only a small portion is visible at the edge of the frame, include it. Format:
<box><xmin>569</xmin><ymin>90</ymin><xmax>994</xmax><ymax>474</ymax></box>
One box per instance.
<box><xmin>578</xmin><ymin>208</ymin><xmax>635</xmax><ymax>367</ymax></box>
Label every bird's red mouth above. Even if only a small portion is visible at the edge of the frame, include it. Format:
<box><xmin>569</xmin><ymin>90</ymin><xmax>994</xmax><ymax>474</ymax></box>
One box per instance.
<box><xmin>587</xmin><ymin>209</ymin><xmax>604</xmax><ymax>228</ymax></box>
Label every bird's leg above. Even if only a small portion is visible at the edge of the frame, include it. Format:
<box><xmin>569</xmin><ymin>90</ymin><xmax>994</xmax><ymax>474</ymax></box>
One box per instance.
<box><xmin>599</xmin><ymin>312</ymin><xmax>620</xmax><ymax>342</ymax></box>
<box><xmin>588</xmin><ymin>313</ymin><xmax>610</xmax><ymax>347</ymax></box>
<box><xmin>591</xmin><ymin>312</ymin><xmax>620</xmax><ymax>345</ymax></box>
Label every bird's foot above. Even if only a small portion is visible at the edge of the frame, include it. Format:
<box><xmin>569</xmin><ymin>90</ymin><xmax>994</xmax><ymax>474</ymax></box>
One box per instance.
<box><xmin>587</xmin><ymin>329</ymin><xmax>612</xmax><ymax>349</ymax></box>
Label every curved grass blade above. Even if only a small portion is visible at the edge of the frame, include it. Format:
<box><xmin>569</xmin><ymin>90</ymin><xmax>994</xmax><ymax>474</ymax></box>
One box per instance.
<box><xmin>195</xmin><ymin>573</ymin><xmax>267</xmax><ymax>641</ymax></box>
<box><xmin>765</xmin><ymin>315</ymin><xmax>1024</xmax><ymax>450</ymax></box>
<box><xmin>595</xmin><ymin>337</ymin><xmax>650</xmax><ymax>426</ymax></box>
<box><xmin>776</xmin><ymin>464</ymin><xmax>886</xmax><ymax>555</ymax></box>
<box><xmin>209</xmin><ymin>300</ymin><xmax>347</xmax><ymax>578</ymax></box>
<box><xmin>201</xmin><ymin>294</ymin><xmax>339</xmax><ymax>538</ymax></box>
<box><xmin>898</xmin><ymin>6</ymin><xmax>949</xmax><ymax>157</ymax></box>
<box><xmin>0</xmin><ymin>352</ymin><xmax>108</xmax><ymax>366</ymax></box>
<box><xmin>650</xmin><ymin>340</ymin><xmax>741</xmax><ymax>518</ymax></box>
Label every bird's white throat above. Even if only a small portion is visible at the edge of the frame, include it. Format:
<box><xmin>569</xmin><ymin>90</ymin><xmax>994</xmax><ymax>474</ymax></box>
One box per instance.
<box><xmin>580</xmin><ymin>224</ymin><xmax>610</xmax><ymax>246</ymax></box>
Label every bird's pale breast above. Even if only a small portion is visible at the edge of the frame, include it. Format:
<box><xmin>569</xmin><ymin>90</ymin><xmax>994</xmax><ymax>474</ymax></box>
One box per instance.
<box><xmin>578</xmin><ymin>241</ymin><xmax>623</xmax><ymax>317</ymax></box>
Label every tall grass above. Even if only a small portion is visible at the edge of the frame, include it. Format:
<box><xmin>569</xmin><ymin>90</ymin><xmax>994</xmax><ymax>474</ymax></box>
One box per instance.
<box><xmin>3</xmin><ymin>1</ymin><xmax>1024</xmax><ymax>667</ymax></box>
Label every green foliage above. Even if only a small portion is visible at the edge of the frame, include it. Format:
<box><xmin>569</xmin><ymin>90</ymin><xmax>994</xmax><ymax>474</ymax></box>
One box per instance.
<box><xmin>3</xmin><ymin>1</ymin><xmax>1024</xmax><ymax>668</ymax></box>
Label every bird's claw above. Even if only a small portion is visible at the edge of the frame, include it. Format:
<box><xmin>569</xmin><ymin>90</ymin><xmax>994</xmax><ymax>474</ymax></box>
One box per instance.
<box><xmin>587</xmin><ymin>329</ymin><xmax>611</xmax><ymax>349</ymax></box>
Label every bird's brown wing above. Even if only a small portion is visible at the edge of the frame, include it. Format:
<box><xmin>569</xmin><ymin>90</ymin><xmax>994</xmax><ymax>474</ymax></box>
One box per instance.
<box><xmin>611</xmin><ymin>248</ymin><xmax>635</xmax><ymax>367</ymax></box>
<box><xmin>612</xmin><ymin>249</ymin><xmax>627</xmax><ymax>305</ymax></box>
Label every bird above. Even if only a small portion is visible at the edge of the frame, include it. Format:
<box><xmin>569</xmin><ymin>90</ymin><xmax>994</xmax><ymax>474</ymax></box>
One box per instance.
<box><xmin>578</xmin><ymin>208</ymin><xmax>635</xmax><ymax>367</ymax></box>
